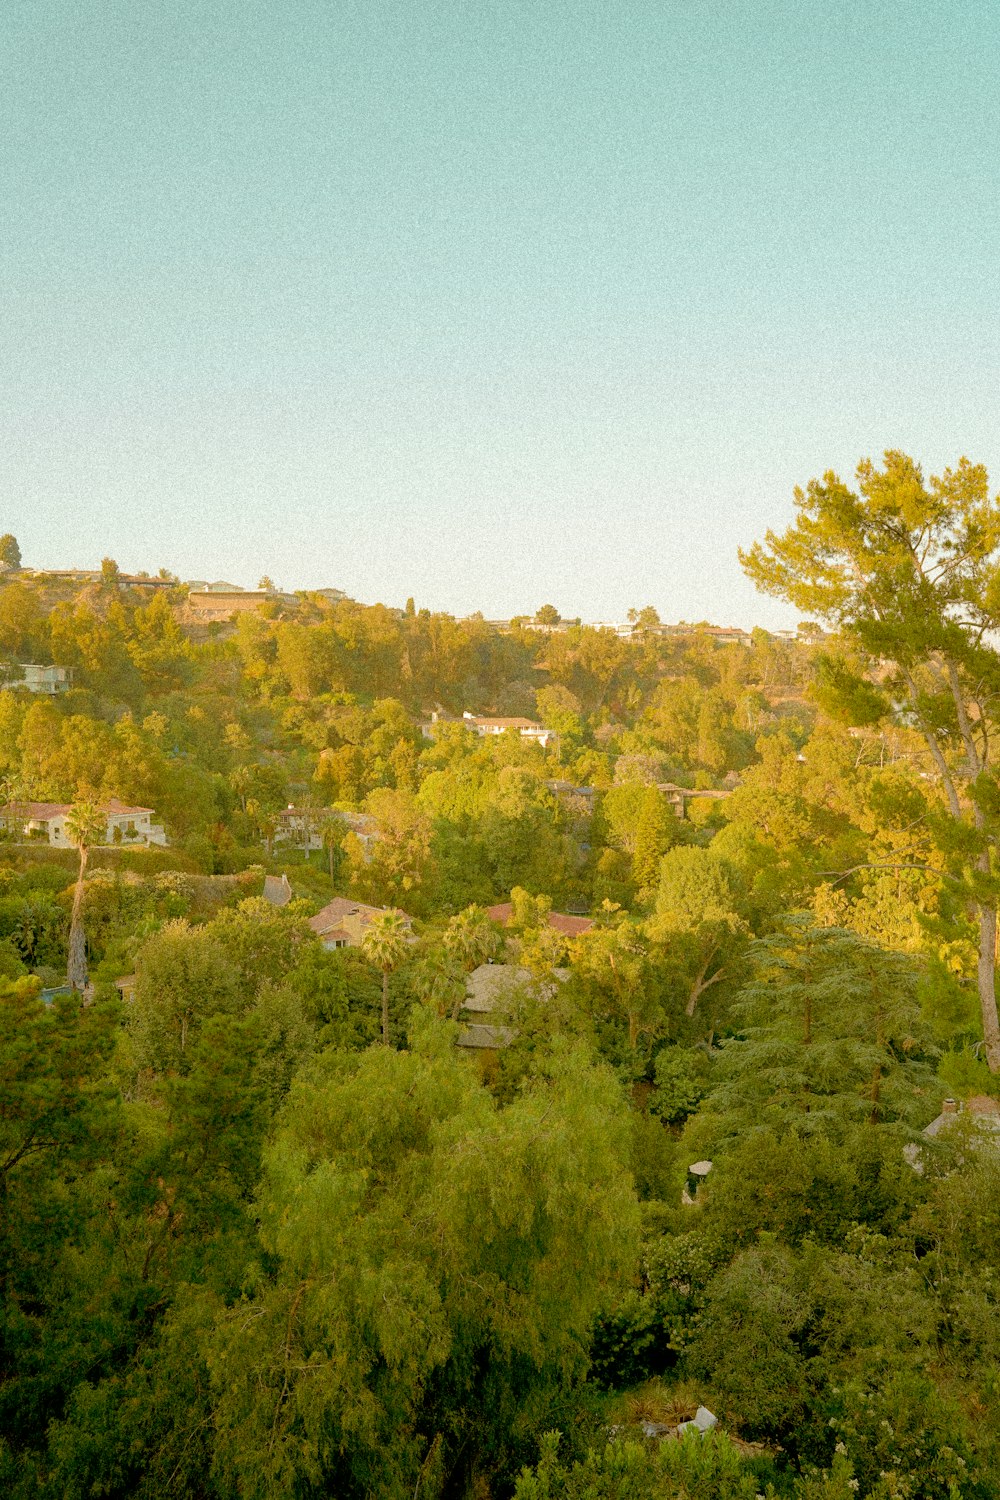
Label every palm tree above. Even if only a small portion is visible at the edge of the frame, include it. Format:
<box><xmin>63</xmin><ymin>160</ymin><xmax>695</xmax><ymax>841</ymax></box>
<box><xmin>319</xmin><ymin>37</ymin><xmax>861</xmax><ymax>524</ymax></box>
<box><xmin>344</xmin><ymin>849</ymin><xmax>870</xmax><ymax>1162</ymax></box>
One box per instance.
<box><xmin>319</xmin><ymin>812</ymin><xmax>347</xmax><ymax>883</ymax></box>
<box><xmin>64</xmin><ymin>801</ymin><xmax>105</xmax><ymax>991</ymax></box>
<box><xmin>443</xmin><ymin>906</ymin><xmax>503</xmax><ymax>972</ymax></box>
<box><xmin>361</xmin><ymin>911</ymin><xmax>409</xmax><ymax>1045</ymax></box>
<box><xmin>411</xmin><ymin>946</ymin><xmax>466</xmax><ymax>1019</ymax></box>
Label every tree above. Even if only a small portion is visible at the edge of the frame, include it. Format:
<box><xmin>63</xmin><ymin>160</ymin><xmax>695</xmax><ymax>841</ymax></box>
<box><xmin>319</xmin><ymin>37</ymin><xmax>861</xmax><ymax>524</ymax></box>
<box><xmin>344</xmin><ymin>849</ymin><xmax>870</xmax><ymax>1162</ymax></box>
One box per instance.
<box><xmin>257</xmin><ymin>575</ymin><xmax>275</xmax><ymax>590</ymax></box>
<box><xmin>627</xmin><ymin>605</ymin><xmax>661</xmax><ymax>634</ymax></box>
<box><xmin>206</xmin><ymin>1038</ymin><xmax>638</xmax><ymax>1499</ymax></box>
<box><xmin>64</xmin><ymin>802</ymin><xmax>105</xmax><ymax>990</ymax></box>
<box><xmin>319</xmin><ymin>810</ymin><xmax>347</xmax><ymax>881</ymax></box>
<box><xmin>740</xmin><ymin>452</ymin><xmax>1000</xmax><ymax>1068</ymax></box>
<box><xmin>129</xmin><ymin>921</ymin><xmax>241</xmax><ymax>1074</ymax></box>
<box><xmin>650</xmin><ymin>845</ymin><xmax>748</xmax><ymax>1018</ymax></box>
<box><xmin>711</xmin><ymin>919</ymin><xmax>933</xmax><ymax>1136</ymax></box>
<box><xmin>0</xmin><ymin>533</ymin><xmax>22</xmax><ymax>571</ymax></box>
<box><xmin>361</xmin><ymin>910</ymin><xmax>410</xmax><ymax>1044</ymax></box>
<box><xmin>443</xmin><ymin>905</ymin><xmax>504</xmax><ymax>971</ymax></box>
<box><xmin>534</xmin><ymin>604</ymin><xmax>561</xmax><ymax>626</ymax></box>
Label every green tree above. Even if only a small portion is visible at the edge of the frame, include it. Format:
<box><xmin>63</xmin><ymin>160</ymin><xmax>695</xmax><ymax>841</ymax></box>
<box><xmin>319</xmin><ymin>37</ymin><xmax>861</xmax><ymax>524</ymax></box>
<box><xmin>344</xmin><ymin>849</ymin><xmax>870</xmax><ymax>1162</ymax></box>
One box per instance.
<box><xmin>206</xmin><ymin>1036</ymin><xmax>638</xmax><ymax>1499</ymax></box>
<box><xmin>711</xmin><ymin>919</ymin><xmax>933</xmax><ymax>1135</ymax></box>
<box><xmin>627</xmin><ymin>604</ymin><xmax>661</xmax><ymax>634</ymax></box>
<box><xmin>0</xmin><ymin>533</ymin><xmax>22</xmax><ymax>571</ymax></box>
<box><xmin>443</xmin><ymin>904</ymin><xmax>504</xmax><ymax>970</ymax></box>
<box><xmin>535</xmin><ymin>604</ymin><xmax>561</xmax><ymax>626</ymax></box>
<box><xmin>741</xmin><ymin>452</ymin><xmax>1000</xmax><ymax>1068</ymax></box>
<box><xmin>361</xmin><ymin>909</ymin><xmax>410</xmax><ymax>1044</ymax></box>
<box><xmin>128</xmin><ymin>920</ymin><xmax>241</xmax><ymax>1074</ymax></box>
<box><xmin>650</xmin><ymin>845</ymin><xmax>748</xmax><ymax>1018</ymax></box>
<box><xmin>318</xmin><ymin>810</ymin><xmax>347</xmax><ymax>881</ymax></box>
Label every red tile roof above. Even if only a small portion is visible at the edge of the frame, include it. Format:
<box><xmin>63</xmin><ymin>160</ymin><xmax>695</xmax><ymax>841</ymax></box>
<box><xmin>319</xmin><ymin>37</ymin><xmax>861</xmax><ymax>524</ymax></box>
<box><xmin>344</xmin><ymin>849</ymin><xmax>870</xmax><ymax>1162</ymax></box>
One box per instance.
<box><xmin>1</xmin><ymin>798</ymin><xmax>153</xmax><ymax>821</ymax></box>
<box><xmin>2</xmin><ymin>801</ymin><xmax>72</xmax><ymax>820</ymax></box>
<box><xmin>486</xmin><ymin>902</ymin><xmax>593</xmax><ymax>936</ymax></box>
<box><xmin>309</xmin><ymin>898</ymin><xmax>412</xmax><ymax>935</ymax></box>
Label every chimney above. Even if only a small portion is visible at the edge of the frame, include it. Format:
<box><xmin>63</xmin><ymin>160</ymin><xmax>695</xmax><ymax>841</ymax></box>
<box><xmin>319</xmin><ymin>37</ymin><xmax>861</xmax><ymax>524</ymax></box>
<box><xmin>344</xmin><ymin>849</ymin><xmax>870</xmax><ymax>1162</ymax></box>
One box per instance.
<box><xmin>941</xmin><ymin>1098</ymin><xmax>958</xmax><ymax>1114</ymax></box>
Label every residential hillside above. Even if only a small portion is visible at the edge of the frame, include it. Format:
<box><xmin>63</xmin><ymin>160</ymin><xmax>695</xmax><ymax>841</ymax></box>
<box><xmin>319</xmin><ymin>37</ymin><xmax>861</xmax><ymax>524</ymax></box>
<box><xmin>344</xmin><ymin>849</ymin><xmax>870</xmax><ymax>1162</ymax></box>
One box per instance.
<box><xmin>3</xmin><ymin>501</ymin><xmax>1000</xmax><ymax>1500</ymax></box>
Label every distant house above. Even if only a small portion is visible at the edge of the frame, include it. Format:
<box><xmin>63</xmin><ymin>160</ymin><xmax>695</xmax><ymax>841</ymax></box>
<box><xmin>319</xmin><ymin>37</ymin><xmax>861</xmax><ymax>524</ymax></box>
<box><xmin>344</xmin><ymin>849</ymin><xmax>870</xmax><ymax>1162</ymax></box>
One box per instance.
<box><xmin>922</xmin><ymin>1095</ymin><xmax>1000</xmax><ymax>1140</ymax></box>
<box><xmin>486</xmin><ymin>902</ymin><xmax>594</xmax><ymax>937</ymax></box>
<box><xmin>462</xmin><ymin>712</ymin><xmax>557</xmax><ymax>748</ymax></box>
<box><xmin>464</xmin><ymin>962</ymin><xmax>533</xmax><ymax>1014</ymax></box>
<box><xmin>187</xmin><ymin>587</ymin><xmax>296</xmax><ymax>621</ymax></box>
<box><xmin>656</xmin><ymin>782</ymin><xmax>732</xmax><ymax>819</ymax></box>
<box><xmin>456</xmin><ymin>1022</ymin><xmax>517</xmax><ymax>1051</ymax></box>
<box><xmin>340</xmin><ymin>811</ymin><xmax>380</xmax><ymax>854</ymax></box>
<box><xmin>275</xmin><ymin>805</ymin><xmax>325</xmax><ymax>851</ymax></box>
<box><xmin>0</xmin><ymin>798</ymin><xmax>167</xmax><ymax>847</ymax></box>
<box><xmin>15</xmin><ymin>663</ymin><xmax>73</xmax><ymax>694</ymax></box>
<box><xmin>545</xmin><ymin>780</ymin><xmax>596</xmax><ymax>810</ymax></box>
<box><xmin>308</xmin><ymin>897</ymin><xmax>412</xmax><ymax>950</ymax></box>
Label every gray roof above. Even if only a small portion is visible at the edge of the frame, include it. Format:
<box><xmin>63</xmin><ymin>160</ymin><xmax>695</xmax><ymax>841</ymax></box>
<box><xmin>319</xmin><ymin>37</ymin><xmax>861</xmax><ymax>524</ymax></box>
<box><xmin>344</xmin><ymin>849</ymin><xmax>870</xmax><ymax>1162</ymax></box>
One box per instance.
<box><xmin>456</xmin><ymin>1023</ymin><xmax>515</xmax><ymax>1050</ymax></box>
<box><xmin>923</xmin><ymin>1097</ymin><xmax>1000</xmax><ymax>1139</ymax></box>
<box><xmin>464</xmin><ymin>963</ymin><xmax>533</xmax><ymax>1014</ymax></box>
<box><xmin>263</xmin><ymin>873</ymin><xmax>292</xmax><ymax>907</ymax></box>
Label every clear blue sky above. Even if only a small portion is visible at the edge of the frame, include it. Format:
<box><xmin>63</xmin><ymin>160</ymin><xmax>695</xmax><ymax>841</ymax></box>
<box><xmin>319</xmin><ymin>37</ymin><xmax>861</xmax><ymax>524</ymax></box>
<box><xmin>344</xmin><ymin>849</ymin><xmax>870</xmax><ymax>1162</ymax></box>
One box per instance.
<box><xmin>4</xmin><ymin>1</ymin><xmax>999</xmax><ymax>627</ymax></box>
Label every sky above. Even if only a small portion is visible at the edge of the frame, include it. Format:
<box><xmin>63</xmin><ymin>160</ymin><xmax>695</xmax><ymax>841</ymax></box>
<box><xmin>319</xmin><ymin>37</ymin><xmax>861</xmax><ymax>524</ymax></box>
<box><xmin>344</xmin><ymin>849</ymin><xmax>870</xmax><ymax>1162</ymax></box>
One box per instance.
<box><xmin>3</xmin><ymin>1</ymin><xmax>1000</xmax><ymax>628</ymax></box>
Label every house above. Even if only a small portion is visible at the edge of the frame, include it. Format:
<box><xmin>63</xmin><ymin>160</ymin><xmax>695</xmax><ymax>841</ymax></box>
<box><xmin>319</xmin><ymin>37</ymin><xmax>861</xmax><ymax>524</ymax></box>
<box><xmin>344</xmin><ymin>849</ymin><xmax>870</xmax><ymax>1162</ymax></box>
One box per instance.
<box><xmin>15</xmin><ymin>663</ymin><xmax>73</xmax><ymax>694</ymax></box>
<box><xmin>340</xmin><ymin>811</ymin><xmax>380</xmax><ymax>853</ymax></box>
<box><xmin>462</xmin><ymin>712</ymin><xmax>557</xmax><ymax>748</ymax></box>
<box><xmin>656</xmin><ymin>782</ymin><xmax>732</xmax><ymax>819</ymax></box>
<box><xmin>457</xmin><ymin>962</ymin><xmax>568</xmax><ymax>1050</ymax></box>
<box><xmin>486</xmin><ymin>902</ymin><xmax>594</xmax><ymax>937</ymax></box>
<box><xmin>0</xmin><ymin>798</ymin><xmax>168</xmax><ymax>847</ymax></box>
<box><xmin>187</xmin><ymin>587</ymin><xmax>296</xmax><ymax>621</ymax></box>
<box><xmin>904</xmin><ymin>1095</ymin><xmax>1000</xmax><ymax>1172</ymax></box>
<box><xmin>308</xmin><ymin>897</ymin><xmax>413</xmax><ymax>950</ymax></box>
<box><xmin>275</xmin><ymin>805</ymin><xmax>325</xmax><ymax>851</ymax></box>
<box><xmin>922</xmin><ymin>1095</ymin><xmax>1000</xmax><ymax>1139</ymax></box>
<box><xmin>457</xmin><ymin>963</ymin><xmax>530</xmax><ymax>1050</ymax></box>
<box><xmin>464</xmin><ymin>962</ymin><xmax>534</xmax><ymax>1014</ymax></box>
<box><xmin>456</xmin><ymin>1022</ymin><xmax>516</xmax><ymax>1051</ymax></box>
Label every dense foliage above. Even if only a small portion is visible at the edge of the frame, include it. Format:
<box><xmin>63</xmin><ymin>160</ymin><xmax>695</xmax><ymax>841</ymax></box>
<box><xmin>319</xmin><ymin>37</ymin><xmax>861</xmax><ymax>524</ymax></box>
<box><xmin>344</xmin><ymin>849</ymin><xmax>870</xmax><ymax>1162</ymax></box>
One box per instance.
<box><xmin>2</xmin><ymin>458</ymin><xmax>1000</xmax><ymax>1498</ymax></box>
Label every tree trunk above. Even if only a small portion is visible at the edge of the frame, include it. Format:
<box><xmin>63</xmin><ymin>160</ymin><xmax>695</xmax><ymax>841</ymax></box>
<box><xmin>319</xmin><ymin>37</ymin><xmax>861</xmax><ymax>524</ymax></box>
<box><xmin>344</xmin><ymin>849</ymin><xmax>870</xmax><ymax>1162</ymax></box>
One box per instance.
<box><xmin>66</xmin><ymin>846</ymin><xmax>88</xmax><ymax>991</ymax></box>
<box><xmin>978</xmin><ymin>903</ymin><xmax>1000</xmax><ymax>1071</ymax></box>
<box><xmin>382</xmin><ymin>970</ymin><xmax>390</xmax><ymax>1046</ymax></box>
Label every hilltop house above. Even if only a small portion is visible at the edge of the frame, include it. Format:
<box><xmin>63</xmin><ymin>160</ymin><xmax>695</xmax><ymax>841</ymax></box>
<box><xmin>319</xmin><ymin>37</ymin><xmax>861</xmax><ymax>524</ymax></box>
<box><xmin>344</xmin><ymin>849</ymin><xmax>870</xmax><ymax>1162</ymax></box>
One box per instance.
<box><xmin>462</xmin><ymin>712</ymin><xmax>557</xmax><ymax>748</ymax></box>
<box><xmin>0</xmin><ymin>798</ymin><xmax>167</xmax><ymax>847</ymax></box>
<box><xmin>187</xmin><ymin>586</ymin><xmax>297</xmax><ymax>621</ymax></box>
<box><xmin>308</xmin><ymin>897</ymin><xmax>413</xmax><ymax>950</ymax></box>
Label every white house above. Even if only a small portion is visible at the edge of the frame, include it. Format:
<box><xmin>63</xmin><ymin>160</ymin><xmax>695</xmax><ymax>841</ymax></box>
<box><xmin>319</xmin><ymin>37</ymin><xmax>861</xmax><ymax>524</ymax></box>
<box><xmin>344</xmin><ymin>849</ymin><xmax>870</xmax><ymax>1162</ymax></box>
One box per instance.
<box><xmin>15</xmin><ymin>663</ymin><xmax>73</xmax><ymax>694</ymax></box>
<box><xmin>461</xmin><ymin>712</ymin><xmax>557</xmax><ymax>748</ymax></box>
<box><xmin>0</xmin><ymin>798</ymin><xmax>167</xmax><ymax>847</ymax></box>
